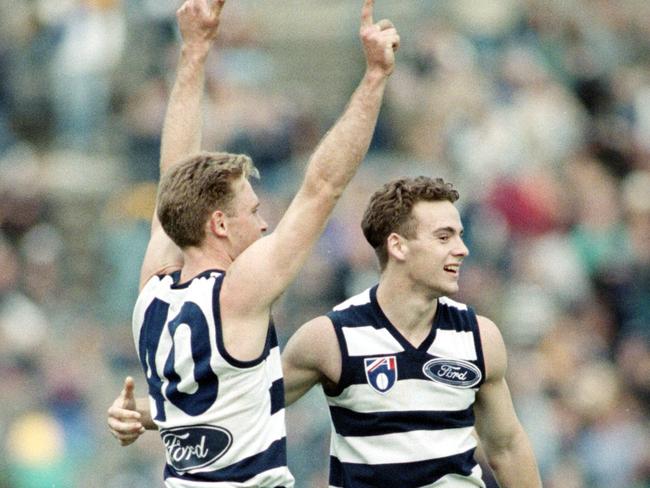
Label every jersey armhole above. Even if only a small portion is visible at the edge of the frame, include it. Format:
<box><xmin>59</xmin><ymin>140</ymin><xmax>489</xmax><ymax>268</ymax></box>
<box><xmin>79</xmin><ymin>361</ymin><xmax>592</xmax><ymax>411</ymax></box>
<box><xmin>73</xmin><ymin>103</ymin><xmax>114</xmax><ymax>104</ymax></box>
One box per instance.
<box><xmin>212</xmin><ymin>274</ymin><xmax>271</xmax><ymax>369</ymax></box>
<box><xmin>468</xmin><ymin>307</ymin><xmax>487</xmax><ymax>387</ymax></box>
<box><xmin>323</xmin><ymin>313</ymin><xmax>351</xmax><ymax>397</ymax></box>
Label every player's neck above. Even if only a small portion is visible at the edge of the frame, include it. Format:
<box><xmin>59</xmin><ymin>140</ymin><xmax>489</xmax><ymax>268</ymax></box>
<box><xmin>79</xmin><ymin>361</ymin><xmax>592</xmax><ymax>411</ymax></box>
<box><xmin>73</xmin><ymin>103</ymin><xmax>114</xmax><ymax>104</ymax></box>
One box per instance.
<box><xmin>180</xmin><ymin>245</ymin><xmax>232</xmax><ymax>283</ymax></box>
<box><xmin>376</xmin><ymin>275</ymin><xmax>439</xmax><ymax>338</ymax></box>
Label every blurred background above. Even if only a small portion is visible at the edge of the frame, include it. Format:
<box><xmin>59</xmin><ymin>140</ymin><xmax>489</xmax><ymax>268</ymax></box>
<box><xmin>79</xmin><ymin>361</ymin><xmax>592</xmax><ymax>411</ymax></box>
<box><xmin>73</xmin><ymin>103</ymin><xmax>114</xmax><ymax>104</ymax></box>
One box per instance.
<box><xmin>0</xmin><ymin>0</ymin><xmax>649</xmax><ymax>486</ymax></box>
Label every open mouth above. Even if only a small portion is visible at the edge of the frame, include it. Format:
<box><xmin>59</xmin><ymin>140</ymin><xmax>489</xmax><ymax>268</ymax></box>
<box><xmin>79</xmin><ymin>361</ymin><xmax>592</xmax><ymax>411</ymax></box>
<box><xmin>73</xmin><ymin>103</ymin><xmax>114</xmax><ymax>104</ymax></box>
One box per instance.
<box><xmin>443</xmin><ymin>264</ymin><xmax>460</xmax><ymax>275</ymax></box>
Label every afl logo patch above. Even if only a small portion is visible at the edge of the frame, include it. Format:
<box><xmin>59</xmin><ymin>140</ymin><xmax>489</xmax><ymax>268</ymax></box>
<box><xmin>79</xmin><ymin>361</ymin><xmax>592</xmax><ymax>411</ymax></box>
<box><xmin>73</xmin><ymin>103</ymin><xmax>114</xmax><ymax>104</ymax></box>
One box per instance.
<box><xmin>161</xmin><ymin>425</ymin><xmax>232</xmax><ymax>472</ymax></box>
<box><xmin>364</xmin><ymin>356</ymin><xmax>398</xmax><ymax>394</ymax></box>
<box><xmin>423</xmin><ymin>358</ymin><xmax>482</xmax><ymax>388</ymax></box>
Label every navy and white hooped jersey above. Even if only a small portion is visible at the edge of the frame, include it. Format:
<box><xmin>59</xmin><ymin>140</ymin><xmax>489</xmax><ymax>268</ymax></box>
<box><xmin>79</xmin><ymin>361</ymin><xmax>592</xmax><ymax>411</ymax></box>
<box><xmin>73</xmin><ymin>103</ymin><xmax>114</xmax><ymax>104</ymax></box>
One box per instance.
<box><xmin>325</xmin><ymin>285</ymin><xmax>487</xmax><ymax>488</ymax></box>
<box><xmin>132</xmin><ymin>269</ymin><xmax>294</xmax><ymax>488</ymax></box>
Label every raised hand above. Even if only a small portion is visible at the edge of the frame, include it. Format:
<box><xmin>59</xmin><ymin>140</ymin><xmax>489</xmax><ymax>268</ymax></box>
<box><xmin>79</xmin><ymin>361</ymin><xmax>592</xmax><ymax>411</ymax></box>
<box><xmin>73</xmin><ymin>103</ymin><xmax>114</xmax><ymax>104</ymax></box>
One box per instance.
<box><xmin>177</xmin><ymin>0</ymin><xmax>226</xmax><ymax>50</ymax></box>
<box><xmin>359</xmin><ymin>0</ymin><xmax>400</xmax><ymax>77</ymax></box>
<box><xmin>107</xmin><ymin>376</ymin><xmax>145</xmax><ymax>447</ymax></box>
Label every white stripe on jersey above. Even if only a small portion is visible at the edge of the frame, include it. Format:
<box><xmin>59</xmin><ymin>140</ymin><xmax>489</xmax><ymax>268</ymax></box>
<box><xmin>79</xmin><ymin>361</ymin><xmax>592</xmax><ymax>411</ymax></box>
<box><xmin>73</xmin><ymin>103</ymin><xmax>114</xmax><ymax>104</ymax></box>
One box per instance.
<box><xmin>438</xmin><ymin>296</ymin><xmax>468</xmax><ymax>310</ymax></box>
<box><xmin>335</xmin><ymin>379</ymin><xmax>476</xmax><ymax>413</ymax></box>
<box><xmin>267</xmin><ymin>345</ymin><xmax>283</xmax><ymax>382</ymax></box>
<box><xmin>342</xmin><ymin>326</ymin><xmax>405</xmax><ymax>356</ymax></box>
<box><xmin>331</xmin><ymin>426</ymin><xmax>477</xmax><ymax>465</ymax></box>
<box><xmin>333</xmin><ymin>287</ymin><xmax>371</xmax><ymax>311</ymax></box>
<box><xmin>215</xmin><ymin>410</ymin><xmax>287</xmax><ymax>467</ymax></box>
<box><xmin>173</xmin><ymin>323</ymin><xmax>200</xmax><ymax>393</ymax></box>
<box><xmin>427</xmin><ymin>329</ymin><xmax>478</xmax><ymax>361</ymax></box>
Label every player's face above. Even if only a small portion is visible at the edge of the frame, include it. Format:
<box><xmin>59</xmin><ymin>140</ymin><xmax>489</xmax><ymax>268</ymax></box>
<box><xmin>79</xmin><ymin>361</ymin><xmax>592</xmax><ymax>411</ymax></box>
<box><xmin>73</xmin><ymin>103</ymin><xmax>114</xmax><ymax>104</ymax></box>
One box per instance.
<box><xmin>226</xmin><ymin>177</ymin><xmax>268</xmax><ymax>258</ymax></box>
<box><xmin>402</xmin><ymin>200</ymin><xmax>469</xmax><ymax>297</ymax></box>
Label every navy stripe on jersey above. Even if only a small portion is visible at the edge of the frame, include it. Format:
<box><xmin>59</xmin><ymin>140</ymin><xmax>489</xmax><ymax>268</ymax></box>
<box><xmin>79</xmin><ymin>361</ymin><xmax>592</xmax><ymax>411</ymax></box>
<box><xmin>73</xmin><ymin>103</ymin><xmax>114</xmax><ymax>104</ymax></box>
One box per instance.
<box><xmin>326</xmin><ymin>313</ymin><xmax>356</xmax><ymax>396</ymax></box>
<box><xmin>138</xmin><ymin>296</ymin><xmax>170</xmax><ymax>421</ymax></box>
<box><xmin>434</xmin><ymin>302</ymin><xmax>473</xmax><ymax>330</ymax></box>
<box><xmin>270</xmin><ymin>378</ymin><xmax>285</xmax><ymax>415</ymax></box>
<box><xmin>164</xmin><ymin>438</ymin><xmax>288</xmax><ymax>484</ymax></box>
<box><xmin>268</xmin><ymin>322</ymin><xmax>279</xmax><ymax>348</ymax></box>
<box><xmin>345</xmin><ymin>354</ymin><xmax>475</xmax><ymax>384</ymax></box>
<box><xmin>329</xmin><ymin>447</ymin><xmax>478</xmax><ymax>487</ymax></box>
<box><xmin>330</xmin><ymin>405</ymin><xmax>475</xmax><ymax>437</ymax></box>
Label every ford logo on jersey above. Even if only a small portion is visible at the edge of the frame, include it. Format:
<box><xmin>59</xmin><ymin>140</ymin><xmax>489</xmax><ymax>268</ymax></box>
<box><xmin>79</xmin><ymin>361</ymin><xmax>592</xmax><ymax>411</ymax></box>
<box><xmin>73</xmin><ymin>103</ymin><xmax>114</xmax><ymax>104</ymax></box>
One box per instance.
<box><xmin>364</xmin><ymin>356</ymin><xmax>398</xmax><ymax>394</ymax></box>
<box><xmin>161</xmin><ymin>425</ymin><xmax>232</xmax><ymax>472</ymax></box>
<box><xmin>423</xmin><ymin>358</ymin><xmax>482</xmax><ymax>388</ymax></box>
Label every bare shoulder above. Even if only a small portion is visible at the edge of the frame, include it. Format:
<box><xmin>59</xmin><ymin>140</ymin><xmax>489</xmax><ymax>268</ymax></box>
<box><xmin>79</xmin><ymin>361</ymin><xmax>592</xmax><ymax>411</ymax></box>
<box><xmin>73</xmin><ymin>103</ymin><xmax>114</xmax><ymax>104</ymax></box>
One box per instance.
<box><xmin>284</xmin><ymin>315</ymin><xmax>341</xmax><ymax>384</ymax></box>
<box><xmin>287</xmin><ymin>315</ymin><xmax>337</xmax><ymax>360</ymax></box>
<box><xmin>302</xmin><ymin>314</ymin><xmax>336</xmax><ymax>336</ymax></box>
<box><xmin>476</xmin><ymin>315</ymin><xmax>508</xmax><ymax>382</ymax></box>
<box><xmin>139</xmin><ymin>226</ymin><xmax>183</xmax><ymax>291</ymax></box>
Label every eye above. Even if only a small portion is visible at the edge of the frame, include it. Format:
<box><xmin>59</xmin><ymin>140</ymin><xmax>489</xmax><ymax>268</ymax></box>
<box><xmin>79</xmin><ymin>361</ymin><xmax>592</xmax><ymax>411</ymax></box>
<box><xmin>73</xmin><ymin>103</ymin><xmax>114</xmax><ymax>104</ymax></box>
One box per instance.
<box><xmin>438</xmin><ymin>235</ymin><xmax>450</xmax><ymax>242</ymax></box>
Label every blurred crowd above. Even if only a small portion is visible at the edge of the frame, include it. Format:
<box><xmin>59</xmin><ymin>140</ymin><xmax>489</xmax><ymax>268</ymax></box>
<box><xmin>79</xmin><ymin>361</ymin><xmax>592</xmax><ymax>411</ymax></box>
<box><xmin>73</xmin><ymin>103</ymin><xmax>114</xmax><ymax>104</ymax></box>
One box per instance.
<box><xmin>0</xmin><ymin>0</ymin><xmax>649</xmax><ymax>487</ymax></box>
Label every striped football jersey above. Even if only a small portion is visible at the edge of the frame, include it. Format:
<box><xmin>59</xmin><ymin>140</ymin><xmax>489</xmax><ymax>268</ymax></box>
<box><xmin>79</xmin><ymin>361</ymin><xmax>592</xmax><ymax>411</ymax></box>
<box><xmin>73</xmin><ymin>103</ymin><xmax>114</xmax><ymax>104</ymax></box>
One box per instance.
<box><xmin>132</xmin><ymin>269</ymin><xmax>294</xmax><ymax>487</ymax></box>
<box><xmin>325</xmin><ymin>285</ymin><xmax>486</xmax><ymax>488</ymax></box>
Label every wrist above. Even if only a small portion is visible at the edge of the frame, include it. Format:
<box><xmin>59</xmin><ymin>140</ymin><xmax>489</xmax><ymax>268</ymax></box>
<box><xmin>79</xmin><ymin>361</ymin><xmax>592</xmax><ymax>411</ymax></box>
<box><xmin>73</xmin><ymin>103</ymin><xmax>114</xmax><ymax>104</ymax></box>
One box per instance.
<box><xmin>181</xmin><ymin>41</ymin><xmax>212</xmax><ymax>61</ymax></box>
<box><xmin>363</xmin><ymin>67</ymin><xmax>390</xmax><ymax>86</ymax></box>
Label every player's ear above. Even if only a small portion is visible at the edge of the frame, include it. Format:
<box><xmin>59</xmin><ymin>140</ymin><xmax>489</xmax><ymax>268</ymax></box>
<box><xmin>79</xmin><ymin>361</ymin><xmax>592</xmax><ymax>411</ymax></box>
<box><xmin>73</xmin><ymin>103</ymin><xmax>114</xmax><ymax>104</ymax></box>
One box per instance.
<box><xmin>386</xmin><ymin>233</ymin><xmax>408</xmax><ymax>262</ymax></box>
<box><xmin>208</xmin><ymin>210</ymin><xmax>228</xmax><ymax>238</ymax></box>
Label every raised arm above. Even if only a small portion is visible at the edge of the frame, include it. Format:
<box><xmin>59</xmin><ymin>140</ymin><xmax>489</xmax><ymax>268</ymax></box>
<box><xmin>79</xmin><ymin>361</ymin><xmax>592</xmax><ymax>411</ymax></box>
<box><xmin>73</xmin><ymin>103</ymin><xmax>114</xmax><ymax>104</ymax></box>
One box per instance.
<box><xmin>139</xmin><ymin>0</ymin><xmax>225</xmax><ymax>289</ymax></box>
<box><xmin>474</xmin><ymin>316</ymin><xmax>542</xmax><ymax>488</ymax></box>
<box><xmin>160</xmin><ymin>0</ymin><xmax>224</xmax><ymax>173</ymax></box>
<box><xmin>221</xmin><ymin>0</ymin><xmax>400</xmax><ymax>357</ymax></box>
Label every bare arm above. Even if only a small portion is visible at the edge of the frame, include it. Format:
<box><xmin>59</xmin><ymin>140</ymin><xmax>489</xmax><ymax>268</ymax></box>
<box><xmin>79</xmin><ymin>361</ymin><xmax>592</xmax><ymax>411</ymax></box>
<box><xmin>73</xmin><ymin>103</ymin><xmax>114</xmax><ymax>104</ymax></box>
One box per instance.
<box><xmin>139</xmin><ymin>0</ymin><xmax>226</xmax><ymax>289</ymax></box>
<box><xmin>474</xmin><ymin>316</ymin><xmax>542</xmax><ymax>488</ymax></box>
<box><xmin>221</xmin><ymin>0</ymin><xmax>400</xmax><ymax>358</ymax></box>
<box><xmin>282</xmin><ymin>316</ymin><xmax>341</xmax><ymax>406</ymax></box>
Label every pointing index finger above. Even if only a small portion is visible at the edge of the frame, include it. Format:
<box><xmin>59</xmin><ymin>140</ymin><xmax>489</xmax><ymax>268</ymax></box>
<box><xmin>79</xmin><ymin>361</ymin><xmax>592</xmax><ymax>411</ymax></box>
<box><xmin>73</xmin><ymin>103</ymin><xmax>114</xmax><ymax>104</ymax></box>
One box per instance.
<box><xmin>361</xmin><ymin>0</ymin><xmax>374</xmax><ymax>27</ymax></box>
<box><xmin>211</xmin><ymin>0</ymin><xmax>225</xmax><ymax>17</ymax></box>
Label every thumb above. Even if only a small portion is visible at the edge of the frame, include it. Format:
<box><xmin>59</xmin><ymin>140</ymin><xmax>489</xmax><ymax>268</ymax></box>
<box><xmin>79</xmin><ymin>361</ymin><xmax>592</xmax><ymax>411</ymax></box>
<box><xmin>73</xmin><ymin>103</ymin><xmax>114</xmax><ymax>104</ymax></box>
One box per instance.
<box><xmin>211</xmin><ymin>0</ymin><xmax>225</xmax><ymax>17</ymax></box>
<box><xmin>121</xmin><ymin>376</ymin><xmax>136</xmax><ymax>408</ymax></box>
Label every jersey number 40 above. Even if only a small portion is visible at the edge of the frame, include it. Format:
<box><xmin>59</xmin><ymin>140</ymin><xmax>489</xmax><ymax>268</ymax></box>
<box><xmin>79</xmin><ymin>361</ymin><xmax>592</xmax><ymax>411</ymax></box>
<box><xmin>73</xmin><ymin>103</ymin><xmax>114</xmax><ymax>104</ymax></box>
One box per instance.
<box><xmin>139</xmin><ymin>298</ymin><xmax>219</xmax><ymax>421</ymax></box>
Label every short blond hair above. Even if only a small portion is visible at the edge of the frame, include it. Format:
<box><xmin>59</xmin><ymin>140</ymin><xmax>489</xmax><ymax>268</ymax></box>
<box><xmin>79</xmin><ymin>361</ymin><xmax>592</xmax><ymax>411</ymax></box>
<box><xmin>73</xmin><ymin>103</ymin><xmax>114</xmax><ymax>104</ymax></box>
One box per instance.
<box><xmin>157</xmin><ymin>152</ymin><xmax>259</xmax><ymax>248</ymax></box>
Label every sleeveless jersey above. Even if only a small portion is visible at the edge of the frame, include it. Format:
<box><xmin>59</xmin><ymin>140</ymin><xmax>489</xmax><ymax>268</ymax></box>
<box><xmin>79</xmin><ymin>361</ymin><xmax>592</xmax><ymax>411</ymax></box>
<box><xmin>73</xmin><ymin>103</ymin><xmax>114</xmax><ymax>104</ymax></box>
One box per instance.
<box><xmin>132</xmin><ymin>269</ymin><xmax>294</xmax><ymax>487</ymax></box>
<box><xmin>325</xmin><ymin>285</ymin><xmax>486</xmax><ymax>488</ymax></box>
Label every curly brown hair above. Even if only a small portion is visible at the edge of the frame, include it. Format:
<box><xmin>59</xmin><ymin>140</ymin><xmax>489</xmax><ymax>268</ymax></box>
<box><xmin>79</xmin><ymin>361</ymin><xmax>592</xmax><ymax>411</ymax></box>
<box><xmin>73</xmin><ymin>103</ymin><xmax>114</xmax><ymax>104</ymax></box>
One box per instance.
<box><xmin>157</xmin><ymin>152</ymin><xmax>259</xmax><ymax>248</ymax></box>
<box><xmin>361</xmin><ymin>176</ymin><xmax>459</xmax><ymax>269</ymax></box>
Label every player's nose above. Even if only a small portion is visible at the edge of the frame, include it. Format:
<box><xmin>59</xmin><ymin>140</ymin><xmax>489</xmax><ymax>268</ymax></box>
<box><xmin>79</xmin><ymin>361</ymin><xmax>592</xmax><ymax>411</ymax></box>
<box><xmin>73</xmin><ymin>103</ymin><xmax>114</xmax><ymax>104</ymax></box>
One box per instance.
<box><xmin>455</xmin><ymin>238</ymin><xmax>469</xmax><ymax>257</ymax></box>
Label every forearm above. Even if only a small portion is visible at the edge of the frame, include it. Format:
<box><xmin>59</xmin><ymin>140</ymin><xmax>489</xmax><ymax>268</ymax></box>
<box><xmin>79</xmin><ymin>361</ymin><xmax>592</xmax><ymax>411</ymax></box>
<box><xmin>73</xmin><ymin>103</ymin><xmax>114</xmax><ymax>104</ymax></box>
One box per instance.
<box><xmin>486</xmin><ymin>429</ymin><xmax>541</xmax><ymax>488</ymax></box>
<box><xmin>302</xmin><ymin>69</ymin><xmax>388</xmax><ymax>198</ymax></box>
<box><xmin>160</xmin><ymin>43</ymin><xmax>211</xmax><ymax>174</ymax></box>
